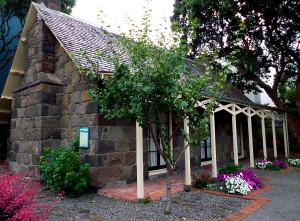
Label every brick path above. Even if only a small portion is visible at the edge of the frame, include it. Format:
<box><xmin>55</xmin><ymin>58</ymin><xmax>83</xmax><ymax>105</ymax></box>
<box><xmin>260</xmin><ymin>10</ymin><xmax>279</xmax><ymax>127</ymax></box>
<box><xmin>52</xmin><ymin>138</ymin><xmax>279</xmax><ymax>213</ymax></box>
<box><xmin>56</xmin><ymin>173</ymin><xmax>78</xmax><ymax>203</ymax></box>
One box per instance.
<box><xmin>98</xmin><ymin>174</ymin><xmax>185</xmax><ymax>201</ymax></box>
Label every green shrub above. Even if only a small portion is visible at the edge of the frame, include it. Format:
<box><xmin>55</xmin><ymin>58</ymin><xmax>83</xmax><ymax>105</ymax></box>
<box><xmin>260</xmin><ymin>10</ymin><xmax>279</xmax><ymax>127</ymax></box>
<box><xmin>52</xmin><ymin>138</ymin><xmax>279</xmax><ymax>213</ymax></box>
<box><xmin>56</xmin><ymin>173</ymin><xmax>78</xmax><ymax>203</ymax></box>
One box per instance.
<box><xmin>183</xmin><ymin>185</ymin><xmax>192</xmax><ymax>192</ymax></box>
<box><xmin>192</xmin><ymin>173</ymin><xmax>216</xmax><ymax>189</ymax></box>
<box><xmin>219</xmin><ymin>163</ymin><xmax>242</xmax><ymax>174</ymax></box>
<box><xmin>138</xmin><ymin>196</ymin><xmax>152</xmax><ymax>204</ymax></box>
<box><xmin>39</xmin><ymin>146</ymin><xmax>93</xmax><ymax>197</ymax></box>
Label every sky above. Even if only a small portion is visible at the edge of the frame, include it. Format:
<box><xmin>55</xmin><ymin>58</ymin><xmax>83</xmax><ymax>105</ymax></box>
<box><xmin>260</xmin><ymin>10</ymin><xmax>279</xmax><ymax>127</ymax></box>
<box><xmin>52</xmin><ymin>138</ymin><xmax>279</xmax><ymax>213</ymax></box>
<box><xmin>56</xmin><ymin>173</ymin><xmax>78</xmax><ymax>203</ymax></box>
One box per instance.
<box><xmin>71</xmin><ymin>0</ymin><xmax>274</xmax><ymax>106</ymax></box>
<box><xmin>72</xmin><ymin>0</ymin><xmax>174</xmax><ymax>37</ymax></box>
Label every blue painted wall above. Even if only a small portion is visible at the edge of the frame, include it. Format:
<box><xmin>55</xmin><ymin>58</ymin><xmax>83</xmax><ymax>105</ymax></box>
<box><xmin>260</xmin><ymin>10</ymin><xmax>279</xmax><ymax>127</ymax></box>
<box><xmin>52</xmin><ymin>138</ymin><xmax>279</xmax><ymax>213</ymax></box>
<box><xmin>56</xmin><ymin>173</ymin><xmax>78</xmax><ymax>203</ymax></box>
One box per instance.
<box><xmin>0</xmin><ymin>16</ymin><xmax>23</xmax><ymax>95</ymax></box>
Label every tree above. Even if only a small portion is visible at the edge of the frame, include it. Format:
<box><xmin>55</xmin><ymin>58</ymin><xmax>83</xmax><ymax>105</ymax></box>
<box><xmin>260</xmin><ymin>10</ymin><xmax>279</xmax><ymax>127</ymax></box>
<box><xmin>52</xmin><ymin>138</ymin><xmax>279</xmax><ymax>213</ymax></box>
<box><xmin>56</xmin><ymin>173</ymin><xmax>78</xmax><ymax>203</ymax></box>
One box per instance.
<box><xmin>0</xmin><ymin>0</ymin><xmax>76</xmax><ymax>72</ymax></box>
<box><xmin>0</xmin><ymin>0</ymin><xmax>30</xmax><ymax>71</ymax></box>
<box><xmin>59</xmin><ymin>0</ymin><xmax>76</xmax><ymax>14</ymax></box>
<box><xmin>76</xmin><ymin>14</ymin><xmax>227</xmax><ymax>214</ymax></box>
<box><xmin>172</xmin><ymin>0</ymin><xmax>300</xmax><ymax>143</ymax></box>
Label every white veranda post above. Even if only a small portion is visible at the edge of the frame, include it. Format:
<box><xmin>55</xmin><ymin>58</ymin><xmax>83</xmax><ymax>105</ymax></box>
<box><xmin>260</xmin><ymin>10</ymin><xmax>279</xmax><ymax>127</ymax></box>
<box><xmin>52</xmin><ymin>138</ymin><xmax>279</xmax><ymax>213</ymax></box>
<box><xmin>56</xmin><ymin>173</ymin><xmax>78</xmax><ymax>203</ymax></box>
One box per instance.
<box><xmin>247</xmin><ymin>108</ymin><xmax>254</xmax><ymax>168</ymax></box>
<box><xmin>283</xmin><ymin>113</ymin><xmax>289</xmax><ymax>158</ymax></box>
<box><xmin>136</xmin><ymin>122</ymin><xmax>144</xmax><ymax>198</ymax></box>
<box><xmin>184</xmin><ymin>118</ymin><xmax>191</xmax><ymax>185</ymax></box>
<box><xmin>232</xmin><ymin>105</ymin><xmax>239</xmax><ymax>165</ymax></box>
<box><xmin>210</xmin><ymin>114</ymin><xmax>217</xmax><ymax>177</ymax></box>
<box><xmin>261</xmin><ymin>112</ymin><xmax>267</xmax><ymax>160</ymax></box>
<box><xmin>271</xmin><ymin>112</ymin><xmax>277</xmax><ymax>158</ymax></box>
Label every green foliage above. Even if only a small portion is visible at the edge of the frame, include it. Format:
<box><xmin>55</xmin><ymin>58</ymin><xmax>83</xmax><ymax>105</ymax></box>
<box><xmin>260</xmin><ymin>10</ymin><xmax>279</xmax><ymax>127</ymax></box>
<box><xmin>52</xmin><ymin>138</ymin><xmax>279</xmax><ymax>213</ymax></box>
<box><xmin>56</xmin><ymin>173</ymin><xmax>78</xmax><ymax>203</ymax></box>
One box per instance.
<box><xmin>60</xmin><ymin>0</ymin><xmax>76</xmax><ymax>15</ymax></box>
<box><xmin>138</xmin><ymin>196</ymin><xmax>152</xmax><ymax>204</ymax></box>
<box><xmin>172</xmin><ymin>0</ymin><xmax>300</xmax><ymax>93</ymax></box>
<box><xmin>219</xmin><ymin>163</ymin><xmax>242</xmax><ymax>175</ymax></box>
<box><xmin>39</xmin><ymin>146</ymin><xmax>92</xmax><ymax>197</ymax></box>
<box><xmin>70</xmin><ymin>137</ymin><xmax>79</xmax><ymax>152</ymax></box>
<box><xmin>172</xmin><ymin>0</ymin><xmax>300</xmax><ymax>142</ymax></box>
<box><xmin>192</xmin><ymin>173</ymin><xmax>216</xmax><ymax>189</ymax></box>
<box><xmin>77</xmin><ymin>12</ymin><xmax>228</xmax><ymax>173</ymax></box>
<box><xmin>183</xmin><ymin>185</ymin><xmax>192</xmax><ymax>192</ymax></box>
<box><xmin>205</xmin><ymin>180</ymin><xmax>226</xmax><ymax>192</ymax></box>
<box><xmin>76</xmin><ymin>11</ymin><xmax>229</xmax><ymax>214</ymax></box>
<box><xmin>278</xmin><ymin>85</ymin><xmax>298</xmax><ymax>117</ymax></box>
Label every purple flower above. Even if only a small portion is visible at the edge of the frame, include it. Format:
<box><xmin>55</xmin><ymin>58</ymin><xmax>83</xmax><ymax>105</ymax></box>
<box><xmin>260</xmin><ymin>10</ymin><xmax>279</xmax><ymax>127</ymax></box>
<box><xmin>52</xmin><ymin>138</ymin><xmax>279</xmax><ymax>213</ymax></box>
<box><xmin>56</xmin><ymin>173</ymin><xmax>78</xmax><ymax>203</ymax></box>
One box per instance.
<box><xmin>271</xmin><ymin>160</ymin><xmax>289</xmax><ymax>169</ymax></box>
<box><xmin>217</xmin><ymin>168</ymin><xmax>263</xmax><ymax>191</ymax></box>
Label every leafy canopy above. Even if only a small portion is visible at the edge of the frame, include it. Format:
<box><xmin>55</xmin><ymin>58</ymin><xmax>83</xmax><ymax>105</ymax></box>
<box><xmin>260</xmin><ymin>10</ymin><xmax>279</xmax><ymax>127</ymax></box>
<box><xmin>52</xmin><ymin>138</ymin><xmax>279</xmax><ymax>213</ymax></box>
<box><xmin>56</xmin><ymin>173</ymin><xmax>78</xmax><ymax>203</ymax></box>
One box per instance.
<box><xmin>77</xmin><ymin>13</ymin><xmax>228</xmax><ymax>167</ymax></box>
<box><xmin>172</xmin><ymin>0</ymin><xmax>300</xmax><ymax>143</ymax></box>
<box><xmin>76</xmin><ymin>10</ymin><xmax>229</xmax><ymax>214</ymax></box>
<box><xmin>172</xmin><ymin>0</ymin><xmax>300</xmax><ymax>93</ymax></box>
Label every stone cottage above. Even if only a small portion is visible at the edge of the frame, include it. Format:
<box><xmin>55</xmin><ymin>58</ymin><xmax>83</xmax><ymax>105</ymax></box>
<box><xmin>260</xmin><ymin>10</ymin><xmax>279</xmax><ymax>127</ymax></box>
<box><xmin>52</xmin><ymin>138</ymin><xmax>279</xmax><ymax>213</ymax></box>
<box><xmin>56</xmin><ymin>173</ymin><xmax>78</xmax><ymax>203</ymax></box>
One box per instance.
<box><xmin>1</xmin><ymin>1</ymin><xmax>289</xmax><ymax>197</ymax></box>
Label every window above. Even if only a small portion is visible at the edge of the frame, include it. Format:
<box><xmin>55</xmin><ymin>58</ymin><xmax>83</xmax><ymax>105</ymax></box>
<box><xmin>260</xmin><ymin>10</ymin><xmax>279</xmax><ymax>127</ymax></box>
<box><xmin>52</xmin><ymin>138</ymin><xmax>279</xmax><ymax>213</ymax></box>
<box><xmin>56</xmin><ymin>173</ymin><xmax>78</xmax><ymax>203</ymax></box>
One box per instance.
<box><xmin>148</xmin><ymin>114</ymin><xmax>168</xmax><ymax>171</ymax></box>
<box><xmin>200</xmin><ymin>132</ymin><xmax>212</xmax><ymax>161</ymax></box>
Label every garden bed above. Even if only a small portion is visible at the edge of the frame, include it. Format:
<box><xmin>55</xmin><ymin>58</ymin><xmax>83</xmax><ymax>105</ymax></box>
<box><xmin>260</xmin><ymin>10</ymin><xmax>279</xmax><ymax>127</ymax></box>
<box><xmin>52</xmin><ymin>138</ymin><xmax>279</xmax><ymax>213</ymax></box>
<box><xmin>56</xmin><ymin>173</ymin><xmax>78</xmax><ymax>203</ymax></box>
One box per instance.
<box><xmin>256</xmin><ymin>160</ymin><xmax>288</xmax><ymax>171</ymax></box>
<box><xmin>192</xmin><ymin>163</ymin><xmax>264</xmax><ymax>196</ymax></box>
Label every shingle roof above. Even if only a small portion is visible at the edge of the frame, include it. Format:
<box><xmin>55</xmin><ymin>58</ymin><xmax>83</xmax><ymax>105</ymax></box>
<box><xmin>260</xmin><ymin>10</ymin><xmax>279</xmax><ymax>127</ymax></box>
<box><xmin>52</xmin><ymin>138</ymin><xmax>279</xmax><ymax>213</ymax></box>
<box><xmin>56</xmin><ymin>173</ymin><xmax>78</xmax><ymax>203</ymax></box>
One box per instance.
<box><xmin>33</xmin><ymin>2</ymin><xmax>118</xmax><ymax>73</ymax></box>
<box><xmin>33</xmin><ymin>3</ymin><xmax>279</xmax><ymax>110</ymax></box>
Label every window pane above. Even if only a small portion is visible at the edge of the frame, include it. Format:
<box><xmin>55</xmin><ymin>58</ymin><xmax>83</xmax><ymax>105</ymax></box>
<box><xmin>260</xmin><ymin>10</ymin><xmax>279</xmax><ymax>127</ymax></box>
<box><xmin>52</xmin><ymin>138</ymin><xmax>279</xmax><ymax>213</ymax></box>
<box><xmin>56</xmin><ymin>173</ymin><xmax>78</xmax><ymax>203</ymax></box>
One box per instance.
<box><xmin>149</xmin><ymin>138</ymin><xmax>156</xmax><ymax>151</ymax></box>
<box><xmin>207</xmin><ymin>146</ymin><xmax>212</xmax><ymax>158</ymax></box>
<box><xmin>160</xmin><ymin>155</ymin><xmax>166</xmax><ymax>165</ymax></box>
<box><xmin>149</xmin><ymin>152</ymin><xmax>157</xmax><ymax>167</ymax></box>
<box><xmin>200</xmin><ymin>141</ymin><xmax>205</xmax><ymax>148</ymax></box>
<box><xmin>201</xmin><ymin>147</ymin><xmax>205</xmax><ymax>159</ymax></box>
<box><xmin>206</xmin><ymin>136</ymin><xmax>211</xmax><ymax>147</ymax></box>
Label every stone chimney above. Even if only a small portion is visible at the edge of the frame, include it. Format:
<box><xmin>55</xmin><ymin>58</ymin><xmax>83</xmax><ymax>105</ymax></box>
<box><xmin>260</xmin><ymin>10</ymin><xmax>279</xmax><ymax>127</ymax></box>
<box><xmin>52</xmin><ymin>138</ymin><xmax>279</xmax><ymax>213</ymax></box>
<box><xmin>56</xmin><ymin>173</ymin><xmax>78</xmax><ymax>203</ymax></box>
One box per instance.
<box><xmin>36</xmin><ymin>0</ymin><xmax>61</xmax><ymax>11</ymax></box>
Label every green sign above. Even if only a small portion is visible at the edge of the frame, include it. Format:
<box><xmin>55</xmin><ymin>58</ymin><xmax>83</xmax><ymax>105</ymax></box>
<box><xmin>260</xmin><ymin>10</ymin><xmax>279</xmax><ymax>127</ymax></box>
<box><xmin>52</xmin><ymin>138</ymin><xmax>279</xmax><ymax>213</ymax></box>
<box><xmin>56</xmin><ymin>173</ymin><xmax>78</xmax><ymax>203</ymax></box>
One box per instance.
<box><xmin>79</xmin><ymin>127</ymin><xmax>89</xmax><ymax>148</ymax></box>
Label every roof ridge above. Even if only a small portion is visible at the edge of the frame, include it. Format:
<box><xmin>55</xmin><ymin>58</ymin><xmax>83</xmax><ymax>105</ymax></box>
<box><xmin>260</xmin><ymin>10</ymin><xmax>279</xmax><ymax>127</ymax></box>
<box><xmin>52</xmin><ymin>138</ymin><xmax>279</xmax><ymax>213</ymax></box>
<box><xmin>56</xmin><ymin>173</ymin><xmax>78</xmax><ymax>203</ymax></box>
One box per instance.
<box><xmin>31</xmin><ymin>2</ymin><xmax>121</xmax><ymax>38</ymax></box>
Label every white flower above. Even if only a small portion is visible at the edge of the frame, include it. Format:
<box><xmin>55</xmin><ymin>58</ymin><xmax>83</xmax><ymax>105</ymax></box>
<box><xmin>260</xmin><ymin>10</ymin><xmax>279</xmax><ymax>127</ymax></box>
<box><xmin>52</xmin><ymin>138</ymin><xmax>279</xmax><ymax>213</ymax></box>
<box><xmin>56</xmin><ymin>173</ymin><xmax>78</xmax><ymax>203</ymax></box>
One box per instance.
<box><xmin>287</xmin><ymin>159</ymin><xmax>300</xmax><ymax>167</ymax></box>
<box><xmin>225</xmin><ymin>175</ymin><xmax>251</xmax><ymax>195</ymax></box>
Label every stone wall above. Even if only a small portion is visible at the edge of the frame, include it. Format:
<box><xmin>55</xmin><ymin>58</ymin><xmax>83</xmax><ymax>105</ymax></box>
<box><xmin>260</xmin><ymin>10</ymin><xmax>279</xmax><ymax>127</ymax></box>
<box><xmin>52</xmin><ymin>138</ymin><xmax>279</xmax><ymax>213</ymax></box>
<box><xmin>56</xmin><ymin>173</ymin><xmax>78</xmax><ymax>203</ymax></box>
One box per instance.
<box><xmin>9</xmin><ymin>20</ymin><xmax>63</xmax><ymax>176</ymax></box>
<box><xmin>9</xmin><ymin>20</ymin><xmax>140</xmax><ymax>187</ymax></box>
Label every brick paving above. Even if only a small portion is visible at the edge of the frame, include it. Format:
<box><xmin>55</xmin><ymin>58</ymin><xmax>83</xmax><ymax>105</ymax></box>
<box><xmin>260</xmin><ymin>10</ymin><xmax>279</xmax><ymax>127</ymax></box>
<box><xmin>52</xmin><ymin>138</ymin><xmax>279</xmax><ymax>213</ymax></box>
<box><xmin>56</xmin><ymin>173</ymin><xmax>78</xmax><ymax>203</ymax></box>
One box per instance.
<box><xmin>98</xmin><ymin>174</ymin><xmax>185</xmax><ymax>201</ymax></box>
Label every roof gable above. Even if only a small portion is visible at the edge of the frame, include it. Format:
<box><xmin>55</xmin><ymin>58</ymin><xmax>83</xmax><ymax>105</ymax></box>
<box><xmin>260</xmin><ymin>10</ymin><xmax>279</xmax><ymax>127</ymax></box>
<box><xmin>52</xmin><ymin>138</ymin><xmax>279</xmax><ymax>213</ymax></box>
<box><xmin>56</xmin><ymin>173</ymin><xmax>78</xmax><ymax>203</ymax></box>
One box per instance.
<box><xmin>33</xmin><ymin>2</ymin><xmax>117</xmax><ymax>73</ymax></box>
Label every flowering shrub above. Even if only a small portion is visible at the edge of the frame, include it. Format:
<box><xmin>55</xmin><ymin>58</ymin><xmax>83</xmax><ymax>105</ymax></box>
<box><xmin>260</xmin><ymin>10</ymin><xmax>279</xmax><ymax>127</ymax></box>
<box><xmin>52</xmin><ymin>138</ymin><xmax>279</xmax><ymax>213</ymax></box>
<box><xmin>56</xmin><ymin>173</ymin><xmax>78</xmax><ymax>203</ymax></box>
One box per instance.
<box><xmin>206</xmin><ymin>180</ymin><xmax>227</xmax><ymax>192</ymax></box>
<box><xmin>256</xmin><ymin>160</ymin><xmax>288</xmax><ymax>171</ymax></box>
<box><xmin>218</xmin><ymin>168</ymin><xmax>263</xmax><ymax>191</ymax></box>
<box><xmin>287</xmin><ymin>159</ymin><xmax>300</xmax><ymax>168</ymax></box>
<box><xmin>241</xmin><ymin>168</ymin><xmax>263</xmax><ymax>190</ymax></box>
<box><xmin>225</xmin><ymin>173</ymin><xmax>251</xmax><ymax>195</ymax></box>
<box><xmin>0</xmin><ymin>172</ymin><xmax>60</xmax><ymax>220</ymax></box>
<box><xmin>192</xmin><ymin>173</ymin><xmax>216</xmax><ymax>189</ymax></box>
<box><xmin>193</xmin><ymin>163</ymin><xmax>263</xmax><ymax>195</ymax></box>
<box><xmin>256</xmin><ymin>160</ymin><xmax>272</xmax><ymax>169</ymax></box>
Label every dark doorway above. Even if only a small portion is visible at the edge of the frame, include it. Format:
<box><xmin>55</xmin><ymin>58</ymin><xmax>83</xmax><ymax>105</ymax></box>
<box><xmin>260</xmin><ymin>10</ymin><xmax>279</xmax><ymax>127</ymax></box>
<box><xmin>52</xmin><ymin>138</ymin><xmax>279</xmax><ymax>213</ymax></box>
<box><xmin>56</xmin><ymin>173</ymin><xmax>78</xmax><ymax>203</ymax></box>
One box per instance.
<box><xmin>0</xmin><ymin>124</ymin><xmax>9</xmax><ymax>161</ymax></box>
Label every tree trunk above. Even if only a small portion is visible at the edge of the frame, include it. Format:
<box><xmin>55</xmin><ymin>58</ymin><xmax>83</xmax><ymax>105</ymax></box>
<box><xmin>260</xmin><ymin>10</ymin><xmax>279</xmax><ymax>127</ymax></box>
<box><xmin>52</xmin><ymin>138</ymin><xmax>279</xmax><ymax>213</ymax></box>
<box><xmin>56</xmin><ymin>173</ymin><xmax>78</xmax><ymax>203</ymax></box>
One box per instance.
<box><xmin>295</xmin><ymin>70</ymin><xmax>300</xmax><ymax>118</ymax></box>
<box><xmin>265</xmin><ymin>87</ymin><xmax>300</xmax><ymax>144</ymax></box>
<box><xmin>287</xmin><ymin>114</ymin><xmax>300</xmax><ymax>144</ymax></box>
<box><xmin>164</xmin><ymin>170</ymin><xmax>172</xmax><ymax>214</ymax></box>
